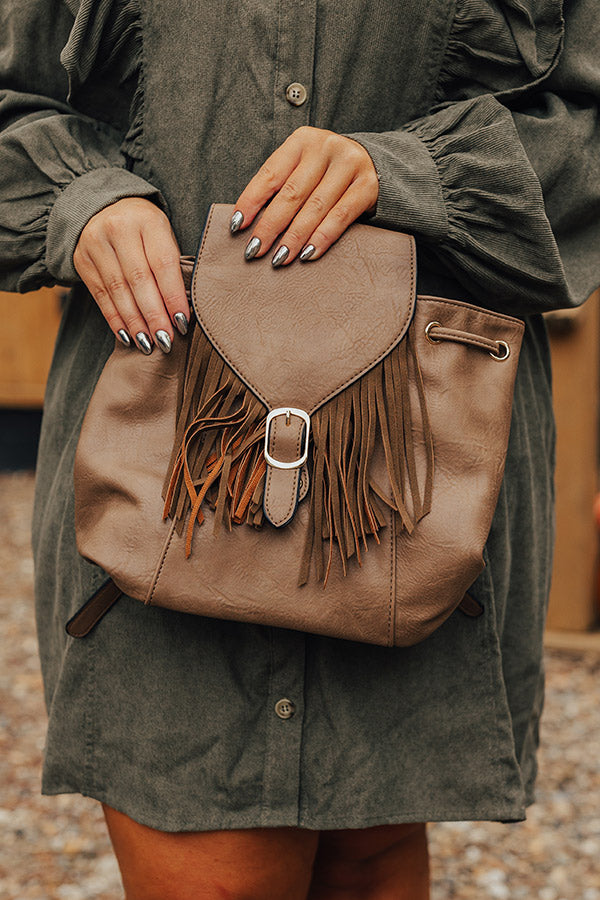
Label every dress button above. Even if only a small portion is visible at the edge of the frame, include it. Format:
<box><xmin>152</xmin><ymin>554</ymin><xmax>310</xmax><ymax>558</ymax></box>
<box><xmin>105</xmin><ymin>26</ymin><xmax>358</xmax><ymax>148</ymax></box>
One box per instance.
<box><xmin>274</xmin><ymin>698</ymin><xmax>296</xmax><ymax>719</ymax></box>
<box><xmin>285</xmin><ymin>83</ymin><xmax>308</xmax><ymax>107</ymax></box>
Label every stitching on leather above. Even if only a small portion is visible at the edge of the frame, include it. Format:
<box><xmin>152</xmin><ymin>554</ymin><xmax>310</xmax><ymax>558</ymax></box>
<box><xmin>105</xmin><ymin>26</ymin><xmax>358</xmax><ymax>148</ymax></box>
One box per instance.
<box><xmin>267</xmin><ymin>420</ymin><xmax>300</xmax><ymax>525</ymax></box>
<box><xmin>196</xmin><ymin>203</ymin><xmax>216</xmax><ymax>271</ymax></box>
<box><xmin>312</xmin><ymin>240</ymin><xmax>416</xmax><ymax>409</ymax></box>
<box><xmin>264</xmin><ymin>415</ymin><xmax>301</xmax><ymax>526</ymax></box>
<box><xmin>418</xmin><ymin>294</ymin><xmax>525</xmax><ymax>329</ymax></box>
<box><xmin>264</xmin><ymin>417</ymin><xmax>277</xmax><ymax>521</ymax></box>
<box><xmin>149</xmin><ymin>518</ymin><xmax>178</xmax><ymax>605</ymax></box>
<box><xmin>193</xmin><ymin>219</ymin><xmax>418</xmax><ymax>412</ymax></box>
<box><xmin>193</xmin><ymin>206</ymin><xmax>270</xmax><ymax>407</ymax></box>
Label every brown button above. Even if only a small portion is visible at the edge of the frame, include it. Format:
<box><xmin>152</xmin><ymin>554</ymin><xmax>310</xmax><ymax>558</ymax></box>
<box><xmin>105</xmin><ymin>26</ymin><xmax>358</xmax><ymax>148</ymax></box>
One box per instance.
<box><xmin>274</xmin><ymin>698</ymin><xmax>296</xmax><ymax>719</ymax></box>
<box><xmin>285</xmin><ymin>83</ymin><xmax>307</xmax><ymax>107</ymax></box>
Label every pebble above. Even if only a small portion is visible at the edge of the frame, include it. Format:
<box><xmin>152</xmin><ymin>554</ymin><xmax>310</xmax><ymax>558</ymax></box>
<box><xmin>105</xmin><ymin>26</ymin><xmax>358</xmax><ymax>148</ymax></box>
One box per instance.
<box><xmin>1</xmin><ymin>472</ymin><xmax>599</xmax><ymax>900</ymax></box>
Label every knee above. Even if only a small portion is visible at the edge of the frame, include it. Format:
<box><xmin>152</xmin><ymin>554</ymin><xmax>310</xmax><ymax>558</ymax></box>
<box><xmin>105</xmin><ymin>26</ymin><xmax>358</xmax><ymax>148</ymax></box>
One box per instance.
<box><xmin>309</xmin><ymin>822</ymin><xmax>429</xmax><ymax>897</ymax></box>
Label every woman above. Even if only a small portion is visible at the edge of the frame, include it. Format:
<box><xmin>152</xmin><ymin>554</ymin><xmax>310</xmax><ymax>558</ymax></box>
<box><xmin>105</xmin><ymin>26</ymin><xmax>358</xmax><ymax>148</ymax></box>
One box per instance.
<box><xmin>1</xmin><ymin>1</ymin><xmax>599</xmax><ymax>897</ymax></box>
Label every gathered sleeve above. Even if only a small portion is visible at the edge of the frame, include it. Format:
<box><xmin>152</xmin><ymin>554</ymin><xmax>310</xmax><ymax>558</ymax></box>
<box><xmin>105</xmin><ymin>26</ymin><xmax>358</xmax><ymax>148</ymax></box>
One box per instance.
<box><xmin>0</xmin><ymin>0</ymin><xmax>166</xmax><ymax>292</ymax></box>
<box><xmin>347</xmin><ymin>0</ymin><xmax>600</xmax><ymax>317</ymax></box>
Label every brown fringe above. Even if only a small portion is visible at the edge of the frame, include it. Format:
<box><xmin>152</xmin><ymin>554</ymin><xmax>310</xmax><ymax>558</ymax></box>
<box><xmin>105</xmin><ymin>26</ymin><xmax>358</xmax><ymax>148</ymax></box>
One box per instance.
<box><xmin>163</xmin><ymin>325</ymin><xmax>433</xmax><ymax>584</ymax></box>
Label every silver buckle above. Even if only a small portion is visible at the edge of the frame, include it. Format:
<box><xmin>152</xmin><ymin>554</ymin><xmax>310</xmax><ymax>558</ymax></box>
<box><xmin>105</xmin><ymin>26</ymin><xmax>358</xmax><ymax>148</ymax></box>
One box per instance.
<box><xmin>264</xmin><ymin>407</ymin><xmax>311</xmax><ymax>470</ymax></box>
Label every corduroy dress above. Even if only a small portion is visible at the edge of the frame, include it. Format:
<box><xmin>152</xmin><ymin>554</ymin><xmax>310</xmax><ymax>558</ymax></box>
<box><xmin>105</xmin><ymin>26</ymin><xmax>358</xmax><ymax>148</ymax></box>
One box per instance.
<box><xmin>1</xmin><ymin>0</ymin><xmax>599</xmax><ymax>831</ymax></box>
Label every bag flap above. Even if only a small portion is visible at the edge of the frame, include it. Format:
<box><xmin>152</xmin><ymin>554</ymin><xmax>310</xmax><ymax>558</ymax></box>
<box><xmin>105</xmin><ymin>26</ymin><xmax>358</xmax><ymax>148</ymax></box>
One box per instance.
<box><xmin>191</xmin><ymin>203</ymin><xmax>416</xmax><ymax>414</ymax></box>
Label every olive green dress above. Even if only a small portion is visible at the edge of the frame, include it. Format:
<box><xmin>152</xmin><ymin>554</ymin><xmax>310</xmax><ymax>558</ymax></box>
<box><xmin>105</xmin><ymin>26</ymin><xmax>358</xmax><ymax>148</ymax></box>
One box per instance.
<box><xmin>0</xmin><ymin>0</ymin><xmax>599</xmax><ymax>830</ymax></box>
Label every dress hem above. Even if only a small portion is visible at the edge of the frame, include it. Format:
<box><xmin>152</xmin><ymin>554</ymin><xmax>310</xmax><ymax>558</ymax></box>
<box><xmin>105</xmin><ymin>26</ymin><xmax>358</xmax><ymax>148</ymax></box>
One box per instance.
<box><xmin>39</xmin><ymin>785</ymin><xmax>529</xmax><ymax>831</ymax></box>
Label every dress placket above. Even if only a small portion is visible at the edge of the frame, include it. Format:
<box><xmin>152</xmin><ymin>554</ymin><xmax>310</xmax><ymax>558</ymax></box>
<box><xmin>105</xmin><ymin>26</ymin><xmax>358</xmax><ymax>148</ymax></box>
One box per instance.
<box><xmin>259</xmin><ymin>626</ymin><xmax>307</xmax><ymax>826</ymax></box>
<box><xmin>272</xmin><ymin>0</ymin><xmax>318</xmax><ymax>149</ymax></box>
<box><xmin>256</xmin><ymin>0</ymin><xmax>319</xmax><ymax>827</ymax></box>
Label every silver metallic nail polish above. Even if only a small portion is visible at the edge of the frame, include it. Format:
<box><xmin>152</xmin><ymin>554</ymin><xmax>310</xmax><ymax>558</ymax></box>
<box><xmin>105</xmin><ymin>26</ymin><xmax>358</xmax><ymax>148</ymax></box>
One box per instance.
<box><xmin>173</xmin><ymin>312</ymin><xmax>189</xmax><ymax>335</ymax></box>
<box><xmin>244</xmin><ymin>236</ymin><xmax>261</xmax><ymax>260</ymax></box>
<box><xmin>155</xmin><ymin>330</ymin><xmax>172</xmax><ymax>353</ymax></box>
<box><xmin>299</xmin><ymin>244</ymin><xmax>316</xmax><ymax>262</ymax></box>
<box><xmin>117</xmin><ymin>329</ymin><xmax>131</xmax><ymax>347</ymax></box>
<box><xmin>271</xmin><ymin>245</ymin><xmax>289</xmax><ymax>268</ymax></box>
<box><xmin>135</xmin><ymin>332</ymin><xmax>153</xmax><ymax>355</ymax></box>
<box><xmin>230</xmin><ymin>210</ymin><xmax>244</xmax><ymax>234</ymax></box>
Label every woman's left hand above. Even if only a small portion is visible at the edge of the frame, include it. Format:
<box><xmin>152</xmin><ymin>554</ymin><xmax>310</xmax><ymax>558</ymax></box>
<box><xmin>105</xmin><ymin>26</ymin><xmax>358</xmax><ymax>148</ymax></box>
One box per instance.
<box><xmin>231</xmin><ymin>126</ymin><xmax>379</xmax><ymax>265</ymax></box>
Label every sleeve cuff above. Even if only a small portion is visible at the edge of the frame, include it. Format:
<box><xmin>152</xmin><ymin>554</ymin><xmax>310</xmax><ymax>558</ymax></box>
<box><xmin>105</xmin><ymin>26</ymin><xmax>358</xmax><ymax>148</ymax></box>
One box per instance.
<box><xmin>45</xmin><ymin>166</ymin><xmax>170</xmax><ymax>283</ymax></box>
<box><xmin>344</xmin><ymin>128</ymin><xmax>448</xmax><ymax>240</ymax></box>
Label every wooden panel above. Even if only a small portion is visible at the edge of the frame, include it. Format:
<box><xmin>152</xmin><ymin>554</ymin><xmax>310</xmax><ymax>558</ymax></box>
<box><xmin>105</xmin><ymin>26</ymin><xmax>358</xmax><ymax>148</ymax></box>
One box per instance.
<box><xmin>547</xmin><ymin>292</ymin><xmax>599</xmax><ymax>632</ymax></box>
<box><xmin>0</xmin><ymin>288</ymin><xmax>63</xmax><ymax>407</ymax></box>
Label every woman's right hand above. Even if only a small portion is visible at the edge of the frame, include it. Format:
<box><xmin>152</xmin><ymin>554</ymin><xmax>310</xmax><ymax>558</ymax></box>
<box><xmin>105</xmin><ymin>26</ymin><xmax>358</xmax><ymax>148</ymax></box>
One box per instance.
<box><xmin>73</xmin><ymin>197</ymin><xmax>190</xmax><ymax>354</ymax></box>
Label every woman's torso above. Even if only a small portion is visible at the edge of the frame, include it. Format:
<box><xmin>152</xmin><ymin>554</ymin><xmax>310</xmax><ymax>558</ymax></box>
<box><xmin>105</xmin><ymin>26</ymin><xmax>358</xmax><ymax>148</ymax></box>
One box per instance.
<box><xmin>31</xmin><ymin>0</ymin><xmax>560</xmax><ymax>826</ymax></box>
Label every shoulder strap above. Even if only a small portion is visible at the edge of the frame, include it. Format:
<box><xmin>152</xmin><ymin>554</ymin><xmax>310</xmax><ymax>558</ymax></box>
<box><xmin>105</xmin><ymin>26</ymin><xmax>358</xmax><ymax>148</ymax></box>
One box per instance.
<box><xmin>65</xmin><ymin>579</ymin><xmax>122</xmax><ymax>637</ymax></box>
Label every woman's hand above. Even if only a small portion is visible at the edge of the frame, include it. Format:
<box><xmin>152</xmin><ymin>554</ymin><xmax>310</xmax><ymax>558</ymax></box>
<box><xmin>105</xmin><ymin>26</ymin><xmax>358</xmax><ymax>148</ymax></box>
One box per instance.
<box><xmin>73</xmin><ymin>197</ymin><xmax>190</xmax><ymax>354</ymax></box>
<box><xmin>231</xmin><ymin>126</ymin><xmax>379</xmax><ymax>265</ymax></box>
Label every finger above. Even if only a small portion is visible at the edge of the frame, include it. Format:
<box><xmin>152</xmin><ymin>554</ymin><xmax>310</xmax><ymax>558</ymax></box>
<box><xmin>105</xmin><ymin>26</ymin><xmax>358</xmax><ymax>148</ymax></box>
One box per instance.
<box><xmin>296</xmin><ymin>179</ymin><xmax>377</xmax><ymax>261</ymax></box>
<box><xmin>232</xmin><ymin>132</ymin><xmax>305</xmax><ymax>233</ymax></box>
<box><xmin>241</xmin><ymin>154</ymin><xmax>330</xmax><ymax>260</ymax></box>
<box><xmin>108</xmin><ymin>231</ymin><xmax>175</xmax><ymax>353</ymax></box>
<box><xmin>141</xmin><ymin>221</ymin><xmax>190</xmax><ymax>335</ymax></box>
<box><xmin>267</xmin><ymin>164</ymin><xmax>355</xmax><ymax>266</ymax></box>
<box><xmin>76</xmin><ymin>258</ymin><xmax>133</xmax><ymax>348</ymax></box>
<box><xmin>87</xmin><ymin>240</ymin><xmax>159</xmax><ymax>354</ymax></box>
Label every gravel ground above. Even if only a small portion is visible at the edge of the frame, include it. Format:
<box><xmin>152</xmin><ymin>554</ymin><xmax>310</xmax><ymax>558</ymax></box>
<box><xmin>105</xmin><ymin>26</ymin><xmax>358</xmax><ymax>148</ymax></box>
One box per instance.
<box><xmin>1</xmin><ymin>471</ymin><xmax>599</xmax><ymax>900</ymax></box>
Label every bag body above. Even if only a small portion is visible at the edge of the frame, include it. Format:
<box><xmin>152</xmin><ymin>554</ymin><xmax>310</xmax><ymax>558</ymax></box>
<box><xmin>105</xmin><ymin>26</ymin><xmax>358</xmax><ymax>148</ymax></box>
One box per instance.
<box><xmin>74</xmin><ymin>204</ymin><xmax>524</xmax><ymax>647</ymax></box>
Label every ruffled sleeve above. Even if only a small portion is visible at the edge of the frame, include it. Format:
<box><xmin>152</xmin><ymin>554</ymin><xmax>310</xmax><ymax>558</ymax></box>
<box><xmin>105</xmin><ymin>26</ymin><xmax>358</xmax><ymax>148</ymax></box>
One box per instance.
<box><xmin>438</xmin><ymin>0</ymin><xmax>564</xmax><ymax>100</ymax></box>
<box><xmin>60</xmin><ymin>0</ymin><xmax>144</xmax><ymax>159</ymax></box>
<box><xmin>0</xmin><ymin>0</ymin><xmax>162</xmax><ymax>292</ymax></box>
<box><xmin>347</xmin><ymin>0</ymin><xmax>600</xmax><ymax>317</ymax></box>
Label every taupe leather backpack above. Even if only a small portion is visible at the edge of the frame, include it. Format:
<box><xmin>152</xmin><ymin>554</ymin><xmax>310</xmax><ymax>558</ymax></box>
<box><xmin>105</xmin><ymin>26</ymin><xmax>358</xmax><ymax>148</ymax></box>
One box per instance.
<box><xmin>70</xmin><ymin>204</ymin><xmax>523</xmax><ymax>647</ymax></box>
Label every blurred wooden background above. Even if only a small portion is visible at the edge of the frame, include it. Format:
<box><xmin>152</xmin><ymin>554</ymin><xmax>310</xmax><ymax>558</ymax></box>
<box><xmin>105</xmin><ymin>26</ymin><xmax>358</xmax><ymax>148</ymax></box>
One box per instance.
<box><xmin>546</xmin><ymin>293</ymin><xmax>599</xmax><ymax>634</ymax></box>
<box><xmin>0</xmin><ymin>286</ymin><xmax>598</xmax><ymax>634</ymax></box>
<box><xmin>0</xmin><ymin>287</ymin><xmax>62</xmax><ymax>407</ymax></box>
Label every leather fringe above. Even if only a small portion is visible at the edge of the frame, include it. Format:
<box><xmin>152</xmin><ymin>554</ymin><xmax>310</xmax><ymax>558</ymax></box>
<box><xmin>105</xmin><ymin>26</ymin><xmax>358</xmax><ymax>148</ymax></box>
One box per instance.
<box><xmin>163</xmin><ymin>325</ymin><xmax>433</xmax><ymax>583</ymax></box>
<box><xmin>298</xmin><ymin>330</ymin><xmax>433</xmax><ymax>586</ymax></box>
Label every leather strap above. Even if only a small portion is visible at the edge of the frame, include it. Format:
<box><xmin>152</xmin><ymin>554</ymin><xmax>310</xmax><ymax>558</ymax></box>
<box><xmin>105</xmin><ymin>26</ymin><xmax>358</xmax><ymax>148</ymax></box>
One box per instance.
<box><xmin>426</xmin><ymin>323</ymin><xmax>506</xmax><ymax>357</ymax></box>
<box><xmin>263</xmin><ymin>412</ymin><xmax>308</xmax><ymax>527</ymax></box>
<box><xmin>65</xmin><ymin>579</ymin><xmax>123</xmax><ymax>637</ymax></box>
<box><xmin>458</xmin><ymin>592</ymin><xmax>484</xmax><ymax>617</ymax></box>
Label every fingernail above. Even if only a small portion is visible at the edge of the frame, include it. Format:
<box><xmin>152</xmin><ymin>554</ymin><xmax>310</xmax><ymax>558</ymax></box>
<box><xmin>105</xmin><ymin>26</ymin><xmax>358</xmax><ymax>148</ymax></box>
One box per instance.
<box><xmin>299</xmin><ymin>244</ymin><xmax>316</xmax><ymax>262</ymax></box>
<box><xmin>155</xmin><ymin>330</ymin><xmax>172</xmax><ymax>354</ymax></box>
<box><xmin>117</xmin><ymin>329</ymin><xmax>131</xmax><ymax>347</ymax></box>
<box><xmin>173</xmin><ymin>312</ymin><xmax>188</xmax><ymax>335</ymax></box>
<box><xmin>244</xmin><ymin>236</ymin><xmax>261</xmax><ymax>260</ymax></box>
<box><xmin>271</xmin><ymin>245</ymin><xmax>289</xmax><ymax>268</ymax></box>
<box><xmin>135</xmin><ymin>332</ymin><xmax>153</xmax><ymax>355</ymax></box>
<box><xmin>230</xmin><ymin>210</ymin><xmax>244</xmax><ymax>234</ymax></box>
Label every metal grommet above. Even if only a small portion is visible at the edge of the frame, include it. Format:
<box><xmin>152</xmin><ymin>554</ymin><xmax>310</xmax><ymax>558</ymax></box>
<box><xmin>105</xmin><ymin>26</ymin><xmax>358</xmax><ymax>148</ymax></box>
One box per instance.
<box><xmin>425</xmin><ymin>321</ymin><xmax>442</xmax><ymax>344</ymax></box>
<box><xmin>490</xmin><ymin>340</ymin><xmax>510</xmax><ymax>361</ymax></box>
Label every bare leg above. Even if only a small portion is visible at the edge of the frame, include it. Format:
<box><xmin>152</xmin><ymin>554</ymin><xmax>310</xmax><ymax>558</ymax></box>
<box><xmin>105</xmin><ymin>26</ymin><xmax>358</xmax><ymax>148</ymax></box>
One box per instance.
<box><xmin>307</xmin><ymin>823</ymin><xmax>430</xmax><ymax>900</ymax></box>
<box><xmin>102</xmin><ymin>803</ymin><xmax>320</xmax><ymax>900</ymax></box>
